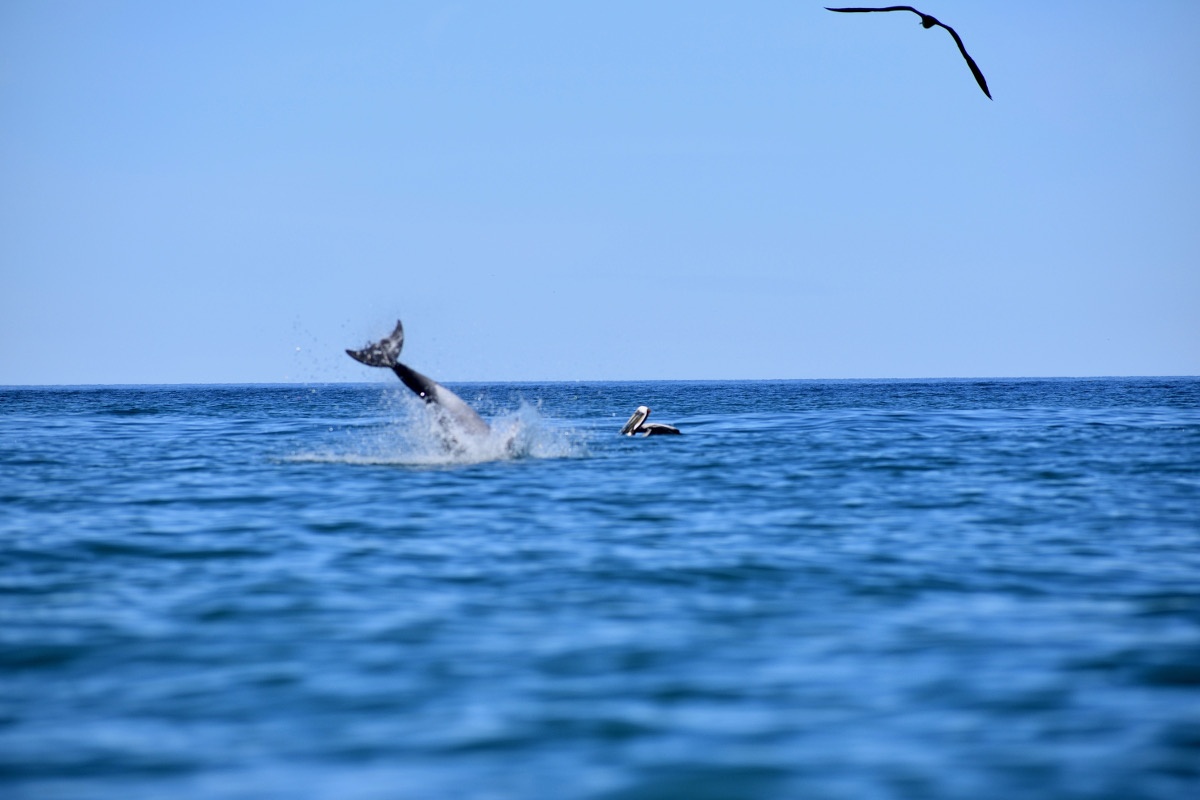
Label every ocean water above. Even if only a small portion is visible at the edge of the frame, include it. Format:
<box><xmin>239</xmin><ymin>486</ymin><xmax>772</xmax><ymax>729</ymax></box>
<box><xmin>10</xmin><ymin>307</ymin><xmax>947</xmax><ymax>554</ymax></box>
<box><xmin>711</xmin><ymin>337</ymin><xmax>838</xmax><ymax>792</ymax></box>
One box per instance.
<box><xmin>1</xmin><ymin>378</ymin><xmax>1198</xmax><ymax>800</ymax></box>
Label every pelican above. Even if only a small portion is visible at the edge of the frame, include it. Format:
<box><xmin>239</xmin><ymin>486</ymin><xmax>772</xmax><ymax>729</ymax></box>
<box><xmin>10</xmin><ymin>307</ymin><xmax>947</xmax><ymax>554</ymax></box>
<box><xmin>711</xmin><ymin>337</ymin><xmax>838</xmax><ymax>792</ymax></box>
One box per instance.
<box><xmin>620</xmin><ymin>406</ymin><xmax>681</xmax><ymax>437</ymax></box>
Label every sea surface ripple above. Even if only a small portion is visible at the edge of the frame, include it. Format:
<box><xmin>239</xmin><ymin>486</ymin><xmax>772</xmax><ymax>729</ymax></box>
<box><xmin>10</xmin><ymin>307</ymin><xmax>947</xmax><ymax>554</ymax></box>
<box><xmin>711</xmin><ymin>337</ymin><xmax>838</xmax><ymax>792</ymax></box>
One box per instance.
<box><xmin>1</xmin><ymin>379</ymin><xmax>1198</xmax><ymax>799</ymax></box>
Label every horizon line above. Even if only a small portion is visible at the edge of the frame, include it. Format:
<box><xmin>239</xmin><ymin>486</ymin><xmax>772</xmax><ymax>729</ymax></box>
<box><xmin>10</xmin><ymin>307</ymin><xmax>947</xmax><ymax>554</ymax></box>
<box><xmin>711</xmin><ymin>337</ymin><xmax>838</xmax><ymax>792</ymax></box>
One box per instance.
<box><xmin>3</xmin><ymin>375</ymin><xmax>1198</xmax><ymax>390</ymax></box>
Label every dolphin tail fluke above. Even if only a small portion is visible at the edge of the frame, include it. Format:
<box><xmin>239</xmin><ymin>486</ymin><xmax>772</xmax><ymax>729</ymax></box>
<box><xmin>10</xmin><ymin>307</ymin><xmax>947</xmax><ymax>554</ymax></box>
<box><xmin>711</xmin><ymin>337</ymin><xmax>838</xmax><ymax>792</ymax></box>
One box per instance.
<box><xmin>346</xmin><ymin>320</ymin><xmax>405</xmax><ymax>368</ymax></box>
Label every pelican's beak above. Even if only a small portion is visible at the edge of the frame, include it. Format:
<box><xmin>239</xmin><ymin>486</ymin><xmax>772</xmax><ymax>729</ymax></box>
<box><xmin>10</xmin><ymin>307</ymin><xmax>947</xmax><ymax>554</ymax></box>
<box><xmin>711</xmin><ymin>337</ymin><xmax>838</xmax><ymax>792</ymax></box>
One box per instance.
<box><xmin>620</xmin><ymin>405</ymin><xmax>651</xmax><ymax>435</ymax></box>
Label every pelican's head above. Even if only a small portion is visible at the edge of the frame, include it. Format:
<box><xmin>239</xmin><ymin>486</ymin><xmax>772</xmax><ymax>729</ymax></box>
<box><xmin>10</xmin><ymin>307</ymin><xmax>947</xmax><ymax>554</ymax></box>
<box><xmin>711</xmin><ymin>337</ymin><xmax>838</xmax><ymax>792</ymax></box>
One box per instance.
<box><xmin>620</xmin><ymin>405</ymin><xmax>651</xmax><ymax>436</ymax></box>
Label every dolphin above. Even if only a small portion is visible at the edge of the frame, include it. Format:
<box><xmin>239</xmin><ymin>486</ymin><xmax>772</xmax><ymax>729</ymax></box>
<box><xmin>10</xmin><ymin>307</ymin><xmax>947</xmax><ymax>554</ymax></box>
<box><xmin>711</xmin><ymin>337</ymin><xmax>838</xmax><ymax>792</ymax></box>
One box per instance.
<box><xmin>620</xmin><ymin>405</ymin><xmax>681</xmax><ymax>436</ymax></box>
<box><xmin>347</xmin><ymin>320</ymin><xmax>491</xmax><ymax>442</ymax></box>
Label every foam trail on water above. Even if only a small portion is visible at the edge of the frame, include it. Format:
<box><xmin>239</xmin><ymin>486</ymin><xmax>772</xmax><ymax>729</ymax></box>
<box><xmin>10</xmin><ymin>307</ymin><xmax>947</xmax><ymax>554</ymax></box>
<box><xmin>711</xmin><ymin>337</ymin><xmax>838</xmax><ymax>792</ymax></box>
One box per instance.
<box><xmin>290</xmin><ymin>393</ymin><xmax>585</xmax><ymax>467</ymax></box>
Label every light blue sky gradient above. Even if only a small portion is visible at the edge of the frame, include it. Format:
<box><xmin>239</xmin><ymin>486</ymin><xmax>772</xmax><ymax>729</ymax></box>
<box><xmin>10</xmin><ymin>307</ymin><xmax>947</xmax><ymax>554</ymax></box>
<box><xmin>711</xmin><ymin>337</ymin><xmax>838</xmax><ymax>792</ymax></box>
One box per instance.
<box><xmin>2</xmin><ymin>1</ymin><xmax>1197</xmax><ymax>384</ymax></box>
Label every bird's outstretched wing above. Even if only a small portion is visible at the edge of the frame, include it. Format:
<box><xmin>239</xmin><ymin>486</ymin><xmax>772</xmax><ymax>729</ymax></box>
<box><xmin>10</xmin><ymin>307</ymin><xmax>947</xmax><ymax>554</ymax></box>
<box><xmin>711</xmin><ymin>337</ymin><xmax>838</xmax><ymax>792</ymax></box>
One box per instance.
<box><xmin>934</xmin><ymin>21</ymin><xmax>992</xmax><ymax>99</ymax></box>
<box><xmin>826</xmin><ymin>6</ymin><xmax>992</xmax><ymax>99</ymax></box>
<box><xmin>825</xmin><ymin>6</ymin><xmax>922</xmax><ymax>14</ymax></box>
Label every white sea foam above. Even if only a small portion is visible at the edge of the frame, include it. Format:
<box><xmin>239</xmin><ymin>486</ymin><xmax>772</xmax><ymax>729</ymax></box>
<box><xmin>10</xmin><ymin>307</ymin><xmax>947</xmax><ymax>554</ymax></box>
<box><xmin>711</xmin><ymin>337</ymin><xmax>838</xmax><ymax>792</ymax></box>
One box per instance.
<box><xmin>289</xmin><ymin>393</ymin><xmax>584</xmax><ymax>467</ymax></box>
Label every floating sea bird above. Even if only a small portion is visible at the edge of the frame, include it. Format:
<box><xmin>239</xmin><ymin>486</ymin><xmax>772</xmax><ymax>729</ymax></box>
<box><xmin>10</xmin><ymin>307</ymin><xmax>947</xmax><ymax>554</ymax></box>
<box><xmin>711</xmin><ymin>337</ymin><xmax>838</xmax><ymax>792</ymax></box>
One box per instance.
<box><xmin>825</xmin><ymin>6</ymin><xmax>991</xmax><ymax>99</ymax></box>
<box><xmin>347</xmin><ymin>320</ymin><xmax>492</xmax><ymax>448</ymax></box>
<box><xmin>620</xmin><ymin>406</ymin><xmax>681</xmax><ymax>437</ymax></box>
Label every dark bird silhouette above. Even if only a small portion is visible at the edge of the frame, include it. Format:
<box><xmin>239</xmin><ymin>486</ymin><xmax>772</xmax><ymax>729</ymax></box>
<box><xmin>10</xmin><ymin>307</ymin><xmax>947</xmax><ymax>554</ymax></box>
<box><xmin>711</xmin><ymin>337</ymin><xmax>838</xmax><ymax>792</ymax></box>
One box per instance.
<box><xmin>826</xmin><ymin>6</ymin><xmax>991</xmax><ymax>99</ymax></box>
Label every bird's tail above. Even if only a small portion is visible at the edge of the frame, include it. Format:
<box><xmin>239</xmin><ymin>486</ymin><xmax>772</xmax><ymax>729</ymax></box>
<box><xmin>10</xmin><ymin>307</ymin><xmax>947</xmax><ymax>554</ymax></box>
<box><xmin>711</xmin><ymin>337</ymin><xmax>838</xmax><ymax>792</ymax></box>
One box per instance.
<box><xmin>346</xmin><ymin>320</ymin><xmax>405</xmax><ymax>368</ymax></box>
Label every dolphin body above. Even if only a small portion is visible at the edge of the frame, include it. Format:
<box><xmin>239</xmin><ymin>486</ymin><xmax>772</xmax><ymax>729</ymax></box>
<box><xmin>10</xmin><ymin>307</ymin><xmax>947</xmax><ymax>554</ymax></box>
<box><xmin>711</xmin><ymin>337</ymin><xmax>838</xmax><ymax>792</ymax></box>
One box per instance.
<box><xmin>347</xmin><ymin>320</ymin><xmax>491</xmax><ymax>442</ymax></box>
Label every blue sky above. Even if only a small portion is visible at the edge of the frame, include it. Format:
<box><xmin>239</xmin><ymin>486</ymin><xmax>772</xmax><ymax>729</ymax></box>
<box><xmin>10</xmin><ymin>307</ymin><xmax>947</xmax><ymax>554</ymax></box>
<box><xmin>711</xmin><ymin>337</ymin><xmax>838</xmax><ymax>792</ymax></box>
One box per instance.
<box><xmin>2</xmin><ymin>1</ymin><xmax>1197</xmax><ymax>384</ymax></box>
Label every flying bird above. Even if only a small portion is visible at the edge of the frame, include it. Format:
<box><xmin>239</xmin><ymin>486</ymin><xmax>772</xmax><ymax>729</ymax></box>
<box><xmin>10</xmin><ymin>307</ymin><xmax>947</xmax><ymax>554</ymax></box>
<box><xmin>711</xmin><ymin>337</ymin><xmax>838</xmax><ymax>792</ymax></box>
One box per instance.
<box><xmin>826</xmin><ymin>6</ymin><xmax>992</xmax><ymax>99</ymax></box>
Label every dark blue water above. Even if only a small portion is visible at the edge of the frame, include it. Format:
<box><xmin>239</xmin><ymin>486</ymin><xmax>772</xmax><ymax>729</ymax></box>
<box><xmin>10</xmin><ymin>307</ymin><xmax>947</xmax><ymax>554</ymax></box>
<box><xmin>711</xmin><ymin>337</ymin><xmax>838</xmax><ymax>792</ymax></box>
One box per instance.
<box><xmin>2</xmin><ymin>379</ymin><xmax>1198</xmax><ymax>799</ymax></box>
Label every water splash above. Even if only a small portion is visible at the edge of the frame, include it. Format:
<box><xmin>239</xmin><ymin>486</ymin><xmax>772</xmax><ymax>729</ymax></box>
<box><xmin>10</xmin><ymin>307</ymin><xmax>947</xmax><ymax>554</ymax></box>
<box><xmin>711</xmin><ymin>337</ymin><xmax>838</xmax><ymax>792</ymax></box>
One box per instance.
<box><xmin>291</xmin><ymin>392</ymin><xmax>585</xmax><ymax>467</ymax></box>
